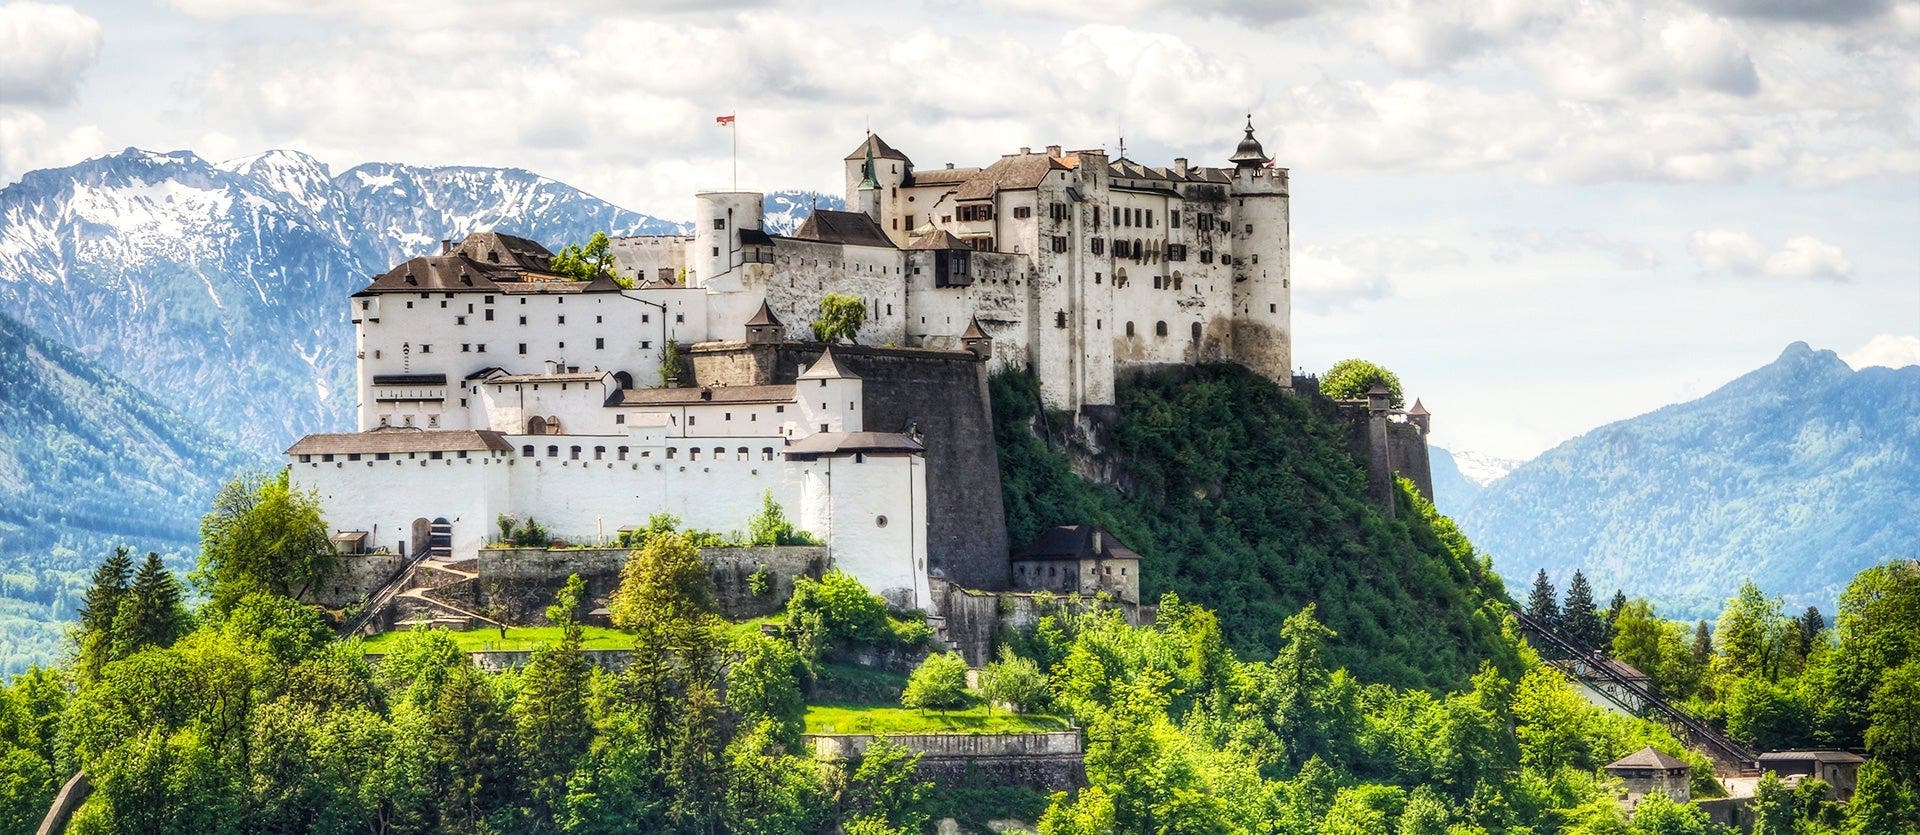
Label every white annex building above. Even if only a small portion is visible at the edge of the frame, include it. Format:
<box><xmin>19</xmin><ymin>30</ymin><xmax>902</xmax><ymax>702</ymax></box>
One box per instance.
<box><xmin>286</xmin><ymin>122</ymin><xmax>1292</xmax><ymax>607</ymax></box>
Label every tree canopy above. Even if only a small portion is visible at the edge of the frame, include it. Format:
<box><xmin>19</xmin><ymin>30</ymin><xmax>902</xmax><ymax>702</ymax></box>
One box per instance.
<box><xmin>194</xmin><ymin>470</ymin><xmax>336</xmax><ymax>613</ymax></box>
<box><xmin>1319</xmin><ymin>359</ymin><xmax>1404</xmax><ymax>408</ymax></box>
<box><xmin>812</xmin><ymin>294</ymin><xmax>865</xmax><ymax>344</ymax></box>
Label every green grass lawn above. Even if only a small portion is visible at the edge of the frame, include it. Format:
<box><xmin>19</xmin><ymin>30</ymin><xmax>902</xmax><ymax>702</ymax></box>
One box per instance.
<box><xmin>358</xmin><ymin>625</ymin><xmax>638</xmax><ymax>654</ymax></box>
<box><xmin>804</xmin><ymin>703</ymin><xmax>1069</xmax><ymax>735</ymax></box>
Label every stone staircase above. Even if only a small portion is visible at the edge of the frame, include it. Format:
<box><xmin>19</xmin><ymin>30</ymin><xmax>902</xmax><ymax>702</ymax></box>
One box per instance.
<box><xmin>352</xmin><ymin>555</ymin><xmax>505</xmax><ymax>636</ymax></box>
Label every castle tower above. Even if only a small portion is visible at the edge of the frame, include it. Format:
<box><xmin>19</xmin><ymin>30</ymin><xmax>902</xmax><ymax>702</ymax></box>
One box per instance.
<box><xmin>797</xmin><ymin>346</ymin><xmax>863</xmax><ymax>434</ymax></box>
<box><xmin>691</xmin><ymin>190</ymin><xmax>764</xmax><ymax>288</ymax></box>
<box><xmin>1226</xmin><ymin>116</ymin><xmax>1292</xmax><ymax>386</ymax></box>
<box><xmin>1407</xmin><ymin>399</ymin><xmax>1431</xmax><ymax>434</ymax></box>
<box><xmin>856</xmin><ymin>143</ymin><xmax>881</xmax><ymax>220</ymax></box>
<box><xmin>745</xmin><ymin>300</ymin><xmax>784</xmax><ymax>344</ymax></box>
<box><xmin>843</xmin><ymin>134</ymin><xmax>908</xmax><ymax>232</ymax></box>
<box><xmin>960</xmin><ymin>316</ymin><xmax>992</xmax><ymax>360</ymax></box>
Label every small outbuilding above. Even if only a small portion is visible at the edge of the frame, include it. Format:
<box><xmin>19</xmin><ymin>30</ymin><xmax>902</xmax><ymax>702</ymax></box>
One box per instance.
<box><xmin>1758</xmin><ymin>750</ymin><xmax>1865</xmax><ymax>800</ymax></box>
<box><xmin>1010</xmin><ymin>525</ymin><xmax>1140</xmax><ymax>606</ymax></box>
<box><xmin>1606</xmin><ymin>746</ymin><xmax>1693</xmax><ymax>804</ymax></box>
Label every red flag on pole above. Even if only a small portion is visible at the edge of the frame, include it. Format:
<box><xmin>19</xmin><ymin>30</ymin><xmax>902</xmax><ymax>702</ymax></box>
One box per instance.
<box><xmin>715</xmin><ymin>115</ymin><xmax>735</xmax><ymax>125</ymax></box>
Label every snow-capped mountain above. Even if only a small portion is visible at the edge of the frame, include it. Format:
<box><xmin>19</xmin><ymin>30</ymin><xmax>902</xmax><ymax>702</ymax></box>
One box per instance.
<box><xmin>1449</xmin><ymin>450</ymin><xmax>1523</xmax><ymax>486</ymax></box>
<box><xmin>764</xmin><ymin>189</ymin><xmax>843</xmax><ymax>235</ymax></box>
<box><xmin>0</xmin><ymin>148</ymin><xmax>688</xmax><ymax>451</ymax></box>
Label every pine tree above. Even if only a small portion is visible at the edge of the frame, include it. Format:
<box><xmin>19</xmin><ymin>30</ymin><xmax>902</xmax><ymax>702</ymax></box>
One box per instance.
<box><xmin>126</xmin><ymin>552</ymin><xmax>188</xmax><ymax>650</ymax></box>
<box><xmin>1796</xmin><ymin>606</ymin><xmax>1825</xmax><ymax>656</ymax></box>
<box><xmin>1526</xmin><ymin>570</ymin><xmax>1560</xmax><ymax>625</ymax></box>
<box><xmin>1562</xmin><ymin>571</ymin><xmax>1604</xmax><ymax>649</ymax></box>
<box><xmin>78</xmin><ymin>547</ymin><xmax>134</xmax><ymax>637</ymax></box>
<box><xmin>1604</xmin><ymin>590</ymin><xmax>1628</xmax><ymax>643</ymax></box>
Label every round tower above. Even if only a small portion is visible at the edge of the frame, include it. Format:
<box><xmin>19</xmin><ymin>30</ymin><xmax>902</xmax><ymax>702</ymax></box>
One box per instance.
<box><xmin>1226</xmin><ymin>115</ymin><xmax>1292</xmax><ymax>384</ymax></box>
<box><xmin>691</xmin><ymin>190</ymin><xmax>763</xmax><ymax>287</ymax></box>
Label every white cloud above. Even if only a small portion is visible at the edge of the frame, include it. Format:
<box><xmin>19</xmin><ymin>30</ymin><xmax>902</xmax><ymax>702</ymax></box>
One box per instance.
<box><xmin>0</xmin><ymin>2</ymin><xmax>102</xmax><ymax>106</ymax></box>
<box><xmin>1763</xmin><ymin>235</ymin><xmax>1853</xmax><ymax>279</ymax></box>
<box><xmin>1489</xmin><ymin>227</ymin><xmax>1660</xmax><ymax>269</ymax></box>
<box><xmin>1688</xmin><ymin>229</ymin><xmax>1852</xmax><ymax>279</ymax></box>
<box><xmin>1294</xmin><ymin>236</ymin><xmax>1468</xmax><ymax>312</ymax></box>
<box><xmin>1843</xmin><ymin>334</ymin><xmax>1920</xmax><ymax>369</ymax></box>
<box><xmin>0</xmin><ymin>107</ymin><xmax>104</xmax><ymax>183</ymax></box>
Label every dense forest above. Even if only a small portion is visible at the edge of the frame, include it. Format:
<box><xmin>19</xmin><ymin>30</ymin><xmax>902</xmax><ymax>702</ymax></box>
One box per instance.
<box><xmin>993</xmin><ymin>365</ymin><xmax>1513</xmax><ymax>690</ymax></box>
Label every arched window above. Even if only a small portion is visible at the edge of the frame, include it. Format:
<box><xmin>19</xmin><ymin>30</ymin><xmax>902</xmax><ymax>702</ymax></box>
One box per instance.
<box><xmin>594</xmin><ymin>446</ymin><xmax>606</xmax><ymax>460</ymax></box>
<box><xmin>613</xmin><ymin>371</ymin><xmax>634</xmax><ymax>390</ymax></box>
<box><xmin>617</xmin><ymin>446</ymin><xmax>629</xmax><ymax>461</ymax></box>
<box><xmin>1173</xmin><ymin>273</ymin><xmax>1183</xmax><ymax>291</ymax></box>
<box><xmin>521</xmin><ymin>445</ymin><xmax>534</xmax><ymax>457</ymax></box>
<box><xmin>737</xmin><ymin>447</ymin><xmax>749</xmax><ymax>461</ymax></box>
<box><xmin>546</xmin><ymin>416</ymin><xmax>561</xmax><ymax>434</ymax></box>
<box><xmin>689</xmin><ymin>448</ymin><xmax>700</xmax><ymax>461</ymax></box>
<box><xmin>526</xmin><ymin>415</ymin><xmax>547</xmax><ymax>435</ymax></box>
<box><xmin>1133</xmin><ymin>238</ymin><xmax>1144</xmax><ymax>260</ymax></box>
<box><xmin>761</xmin><ymin>447</ymin><xmax>774</xmax><ymax>461</ymax></box>
<box><xmin>1155</xmin><ymin>321</ymin><xmax>1168</xmax><ymax>337</ymax></box>
<box><xmin>1125</xmin><ymin>321</ymin><xmax>1135</xmax><ymax>337</ymax></box>
<box><xmin>569</xmin><ymin>446</ymin><xmax>581</xmax><ymax>460</ymax></box>
<box><xmin>546</xmin><ymin>445</ymin><xmax>559</xmax><ymax>458</ymax></box>
<box><xmin>1191</xmin><ymin>322</ymin><xmax>1202</xmax><ymax>341</ymax></box>
<box><xmin>666</xmin><ymin>447</ymin><xmax>678</xmax><ymax>460</ymax></box>
<box><xmin>713</xmin><ymin>447</ymin><xmax>725</xmax><ymax>460</ymax></box>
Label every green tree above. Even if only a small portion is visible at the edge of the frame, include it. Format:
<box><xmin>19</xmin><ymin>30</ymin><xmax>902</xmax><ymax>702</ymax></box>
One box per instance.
<box><xmin>838</xmin><ymin>737</ymin><xmax>928</xmax><ymax>833</ymax></box>
<box><xmin>1750</xmin><ymin>771</ymin><xmax>1795</xmax><ymax>835</ymax></box>
<box><xmin>1717</xmin><ymin>580</ymin><xmax>1790</xmax><ymax>682</ymax></box>
<box><xmin>76</xmin><ymin>547</ymin><xmax>135</xmax><ymax>680</ymax></box>
<box><xmin>514</xmin><ymin>575</ymin><xmax>595</xmax><ymax>829</ymax></box>
<box><xmin>1623</xmin><ymin>791</ymin><xmax>1713</xmax><ymax>835</ymax></box>
<box><xmin>609</xmin><ymin>531</ymin><xmax>717</xmax><ymax>637</ymax></box>
<box><xmin>1846</xmin><ymin>758</ymin><xmax>1918</xmax><ymax>835</ymax></box>
<box><xmin>902</xmin><ymin>652</ymin><xmax>969</xmax><ymax>714</ymax></box>
<box><xmin>981</xmin><ymin>647</ymin><xmax>1049</xmax><ymax>714</ymax></box>
<box><xmin>196</xmin><ymin>470</ymin><xmax>337</xmax><ymax>612</ymax></box>
<box><xmin>1264</xmin><ymin>603</ymin><xmax>1339</xmax><ymax>769</ymax></box>
<box><xmin>427</xmin><ymin>663</ymin><xmax>514</xmax><ymax>833</ymax></box>
<box><xmin>1527</xmin><ymin>570</ymin><xmax>1561</xmax><ymax>625</ymax></box>
<box><xmin>746</xmin><ymin>491</ymin><xmax>817</xmax><ymax>546</ymax></box>
<box><xmin>812</xmin><ymin>293</ymin><xmax>866</xmax><ymax>344</ymax></box>
<box><xmin>1038</xmin><ymin>785</ymin><xmax>1117</xmax><ymax>835</ymax></box>
<box><xmin>1563</xmin><ymin>570</ymin><xmax>1606</xmax><ymax>649</ymax></box>
<box><xmin>659</xmin><ymin>339</ymin><xmax>686</xmax><ymax>386</ymax></box>
<box><xmin>726</xmin><ymin>633</ymin><xmax>807</xmax><ymax>748</ymax></box>
<box><xmin>113</xmin><ymin>551</ymin><xmax>189</xmax><ymax>658</ymax></box>
<box><xmin>550</xmin><ymin>231</ymin><xmax>615</xmax><ymax>282</ymax></box>
<box><xmin>721</xmin><ymin>720</ymin><xmax>822</xmax><ymax>835</ymax></box>
<box><xmin>1865</xmin><ymin>660</ymin><xmax>1920</xmax><ymax>785</ymax></box>
<box><xmin>782</xmin><ymin>570</ymin><xmax>896</xmax><ymax>660</ymax></box>
<box><xmin>1794</xmin><ymin>606</ymin><xmax>1826</xmax><ymax>658</ymax></box>
<box><xmin>1320</xmin><ymin>358</ymin><xmax>1404</xmax><ymax>407</ymax></box>
<box><xmin>1605</xmin><ymin>590</ymin><xmax>1628</xmax><ymax>644</ymax></box>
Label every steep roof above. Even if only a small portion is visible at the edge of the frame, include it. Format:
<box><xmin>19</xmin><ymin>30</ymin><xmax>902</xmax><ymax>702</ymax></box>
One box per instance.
<box><xmin>1017</xmin><ymin>525</ymin><xmax>1142</xmax><ymax>562</ymax></box>
<box><xmin>798</xmin><ymin>347</ymin><xmax>859</xmax><ymax>381</ymax></box>
<box><xmin>745</xmin><ymin>300</ymin><xmax>782</xmax><ymax>327</ymax></box>
<box><xmin>793</xmin><ymin>210</ymin><xmax>895</xmax><ymax>249</ymax></box>
<box><xmin>452</xmin><ymin>231</ymin><xmax>554</xmax><ymax>271</ymax></box>
<box><xmin>904</xmin><ymin>230</ymin><xmax>970</xmax><ymax>251</ymax></box>
<box><xmin>955</xmin><ymin>153</ymin><xmax>1072</xmax><ymax>200</ymax></box>
<box><xmin>1408</xmin><ymin>399</ymin><xmax>1429</xmax><ymax>416</ymax></box>
<box><xmin>612</xmin><ymin>385</ymin><xmax>796</xmax><ymax>406</ymax></box>
<box><xmin>844</xmin><ymin>133</ymin><xmax>909</xmax><ymax>162</ymax></box>
<box><xmin>286</xmin><ymin>428</ymin><xmax>513</xmax><ymax>456</ymax></box>
<box><xmin>354</xmin><ymin>231</ymin><xmax>622</xmax><ymax>296</ymax></box>
<box><xmin>961</xmin><ymin>316</ymin><xmax>990</xmax><ymax>340</ymax></box>
<box><xmin>1759</xmin><ymin>750</ymin><xmax>1866</xmax><ymax>764</ymax></box>
<box><xmin>784</xmin><ymin>431</ymin><xmax>924</xmax><ymax>458</ymax></box>
<box><xmin>905</xmin><ymin>167</ymin><xmax>979</xmax><ymax>186</ymax></box>
<box><xmin>1606</xmin><ymin>747</ymin><xmax>1692</xmax><ymax>771</ymax></box>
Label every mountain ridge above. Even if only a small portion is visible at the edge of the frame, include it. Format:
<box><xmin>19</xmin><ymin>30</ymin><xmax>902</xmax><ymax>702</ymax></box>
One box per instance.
<box><xmin>1459</xmin><ymin>341</ymin><xmax>1920</xmax><ymax>617</ymax></box>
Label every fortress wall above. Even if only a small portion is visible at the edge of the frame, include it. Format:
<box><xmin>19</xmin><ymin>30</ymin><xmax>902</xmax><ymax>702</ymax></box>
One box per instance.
<box><xmin>474</xmin><ymin>545</ymin><xmax>825</xmax><ymax>623</ymax></box>
<box><xmin>1387</xmin><ymin>421</ymin><xmax>1434</xmax><ymax>504</ymax></box>
<box><xmin>313</xmin><ymin>552</ymin><xmax>405</xmax><ymax>609</ymax></box>
<box><xmin>691</xmin><ymin>342</ymin><xmax>1011</xmax><ymax>591</ymax></box>
<box><xmin>807</xmin><ymin>731</ymin><xmax>1086</xmax><ymax>791</ymax></box>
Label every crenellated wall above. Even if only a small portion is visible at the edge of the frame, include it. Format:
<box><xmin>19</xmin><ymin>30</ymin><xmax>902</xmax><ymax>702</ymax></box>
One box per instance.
<box><xmin>476</xmin><ymin>545</ymin><xmax>826</xmax><ymax>622</ymax></box>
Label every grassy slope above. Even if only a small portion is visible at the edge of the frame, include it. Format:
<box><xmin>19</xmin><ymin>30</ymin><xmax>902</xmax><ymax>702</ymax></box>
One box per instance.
<box><xmin>993</xmin><ymin>365</ymin><xmax>1518</xmax><ymax>691</ymax></box>
<box><xmin>804</xmin><ymin>704</ymin><xmax>1068</xmax><ymax>735</ymax></box>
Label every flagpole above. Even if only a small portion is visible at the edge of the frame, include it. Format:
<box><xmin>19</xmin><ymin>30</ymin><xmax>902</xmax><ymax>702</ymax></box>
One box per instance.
<box><xmin>732</xmin><ymin>113</ymin><xmax>738</xmax><ymax>191</ymax></box>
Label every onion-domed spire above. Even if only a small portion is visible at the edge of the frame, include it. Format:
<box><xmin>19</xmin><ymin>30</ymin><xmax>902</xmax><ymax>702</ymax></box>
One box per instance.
<box><xmin>1229</xmin><ymin>114</ymin><xmax>1269</xmax><ymax>170</ymax></box>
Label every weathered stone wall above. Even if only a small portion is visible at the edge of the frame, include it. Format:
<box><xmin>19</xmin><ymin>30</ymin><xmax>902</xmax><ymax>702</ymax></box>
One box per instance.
<box><xmin>313</xmin><ymin>552</ymin><xmax>406</xmax><ymax>609</ymax></box>
<box><xmin>1387</xmin><ymin>421</ymin><xmax>1434</xmax><ymax>504</ymax></box>
<box><xmin>690</xmin><ymin>342</ymin><xmax>1011</xmax><ymax>591</ymax></box>
<box><xmin>808</xmin><ymin>731</ymin><xmax>1086</xmax><ymax>792</ymax></box>
<box><xmin>1324</xmin><ymin>398</ymin><xmax>1435</xmax><ymax>517</ymax></box>
<box><xmin>474</xmin><ymin>545</ymin><xmax>826</xmax><ymax>623</ymax></box>
<box><xmin>931</xmin><ymin>580</ymin><xmax>1125</xmax><ymax>666</ymax></box>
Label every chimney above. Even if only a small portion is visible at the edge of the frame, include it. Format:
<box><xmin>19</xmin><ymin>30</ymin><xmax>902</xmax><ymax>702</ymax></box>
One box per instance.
<box><xmin>1174</xmin><ymin>157</ymin><xmax>1189</xmax><ymax>177</ymax></box>
<box><xmin>1046</xmin><ymin>145</ymin><xmax>1062</xmax><ymax>158</ymax></box>
<box><xmin>945</xmin><ymin>162</ymin><xmax>955</xmax><ymax>169</ymax></box>
<box><xmin>440</xmin><ymin>239</ymin><xmax>453</xmax><ymax>255</ymax></box>
<box><xmin>1020</xmin><ymin>146</ymin><xmax>1032</xmax><ymax>155</ymax></box>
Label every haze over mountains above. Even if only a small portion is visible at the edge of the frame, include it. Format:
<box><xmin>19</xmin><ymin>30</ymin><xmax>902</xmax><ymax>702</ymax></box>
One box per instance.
<box><xmin>1456</xmin><ymin>343</ymin><xmax>1920</xmax><ymax>618</ymax></box>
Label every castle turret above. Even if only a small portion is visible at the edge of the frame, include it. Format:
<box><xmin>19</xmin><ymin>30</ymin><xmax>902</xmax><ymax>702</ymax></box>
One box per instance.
<box><xmin>961</xmin><ymin>316</ymin><xmax>992</xmax><ymax>360</ymax></box>
<box><xmin>691</xmin><ymin>190</ymin><xmax>764</xmax><ymax>288</ymax></box>
<box><xmin>1227</xmin><ymin>115</ymin><xmax>1292</xmax><ymax>386</ymax></box>
<box><xmin>1407</xmin><ymin>398</ymin><xmax>1431</xmax><ymax>434</ymax></box>
<box><xmin>797</xmin><ymin>346</ymin><xmax>862</xmax><ymax>434</ymax></box>
<box><xmin>745</xmin><ymin>300</ymin><xmax>784</xmax><ymax>344</ymax></box>
<box><xmin>844</xmin><ymin>133</ymin><xmax>908</xmax><ymax>231</ymax></box>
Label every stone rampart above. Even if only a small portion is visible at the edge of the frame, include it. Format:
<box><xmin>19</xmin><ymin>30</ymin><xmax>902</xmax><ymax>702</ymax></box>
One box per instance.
<box><xmin>476</xmin><ymin>545</ymin><xmax>825</xmax><ymax>622</ymax></box>
<box><xmin>689</xmin><ymin>341</ymin><xmax>1011</xmax><ymax>590</ymax></box>
<box><xmin>931</xmin><ymin>579</ymin><xmax>1133</xmax><ymax>666</ymax></box>
<box><xmin>807</xmin><ymin>731</ymin><xmax>1086</xmax><ymax>791</ymax></box>
<box><xmin>313</xmin><ymin>552</ymin><xmax>404</xmax><ymax>609</ymax></box>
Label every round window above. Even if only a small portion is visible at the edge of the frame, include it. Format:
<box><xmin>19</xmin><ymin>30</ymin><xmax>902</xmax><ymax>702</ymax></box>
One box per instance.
<box><xmin>875</xmin><ymin>515</ymin><xmax>889</xmax><ymax>528</ymax></box>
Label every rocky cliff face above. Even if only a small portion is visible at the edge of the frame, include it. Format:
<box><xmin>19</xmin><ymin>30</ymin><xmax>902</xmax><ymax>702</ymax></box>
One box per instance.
<box><xmin>1461</xmin><ymin>343</ymin><xmax>1920</xmax><ymax>616</ymax></box>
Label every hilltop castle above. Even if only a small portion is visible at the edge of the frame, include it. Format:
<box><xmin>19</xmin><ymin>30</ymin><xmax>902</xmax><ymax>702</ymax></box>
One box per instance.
<box><xmin>288</xmin><ymin>122</ymin><xmax>1293</xmax><ymax>609</ymax></box>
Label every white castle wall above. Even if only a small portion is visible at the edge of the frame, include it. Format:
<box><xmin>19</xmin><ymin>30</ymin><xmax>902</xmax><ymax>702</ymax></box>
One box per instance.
<box><xmin>296</xmin><ymin>450</ymin><xmax>514</xmax><ymax>557</ymax></box>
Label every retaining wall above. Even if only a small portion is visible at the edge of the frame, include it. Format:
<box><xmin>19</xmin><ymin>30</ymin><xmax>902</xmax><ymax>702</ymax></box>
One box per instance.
<box><xmin>807</xmin><ymin>731</ymin><xmax>1086</xmax><ymax>791</ymax></box>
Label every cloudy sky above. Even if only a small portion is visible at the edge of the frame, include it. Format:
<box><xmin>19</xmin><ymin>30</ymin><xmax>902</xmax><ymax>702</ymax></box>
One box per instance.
<box><xmin>3</xmin><ymin>0</ymin><xmax>1916</xmax><ymax>459</ymax></box>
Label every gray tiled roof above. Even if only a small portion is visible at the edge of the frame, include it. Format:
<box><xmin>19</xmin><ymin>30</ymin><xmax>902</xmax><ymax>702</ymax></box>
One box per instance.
<box><xmin>1606</xmin><ymin>747</ymin><xmax>1692</xmax><ymax>771</ymax></box>
<box><xmin>612</xmin><ymin>385</ymin><xmax>796</xmax><ymax>406</ymax></box>
<box><xmin>793</xmin><ymin>210</ymin><xmax>896</xmax><ymax>248</ymax></box>
<box><xmin>1017</xmin><ymin>525</ymin><xmax>1141</xmax><ymax>562</ymax></box>
<box><xmin>783</xmin><ymin>431</ymin><xmax>924</xmax><ymax>457</ymax></box>
<box><xmin>287</xmin><ymin>428</ymin><xmax>513</xmax><ymax>456</ymax></box>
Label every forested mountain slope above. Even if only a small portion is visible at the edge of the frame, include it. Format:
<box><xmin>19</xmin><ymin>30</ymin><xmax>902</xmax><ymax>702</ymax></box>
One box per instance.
<box><xmin>1460</xmin><ymin>342</ymin><xmax>1920</xmax><ymax>617</ymax></box>
<box><xmin>0</xmin><ymin>312</ymin><xmax>261</xmax><ymax>674</ymax></box>
<box><xmin>993</xmin><ymin>365</ymin><xmax>1517</xmax><ymax>691</ymax></box>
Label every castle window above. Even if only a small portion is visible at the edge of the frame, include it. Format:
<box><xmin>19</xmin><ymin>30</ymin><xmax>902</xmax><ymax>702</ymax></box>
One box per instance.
<box><xmin>1050</xmin><ymin>236</ymin><xmax>1068</xmax><ymax>253</ymax></box>
<box><xmin>776</xmin><ymin>405</ymin><xmax>785</xmax><ymax>413</ymax></box>
<box><xmin>1156</xmin><ymin>321</ymin><xmax>1168</xmax><ymax>337</ymax></box>
<box><xmin>420</xmin><ymin>344</ymin><xmax>431</xmax><ymax>353</ymax></box>
<box><xmin>376</xmin><ymin>452</ymin><xmax>390</xmax><ymax>460</ymax></box>
<box><xmin>594</xmin><ymin>446</ymin><xmax>606</xmax><ymax>460</ymax></box>
<box><xmin>1133</xmin><ymin>239</ymin><xmax>1144</xmax><ymax>260</ymax></box>
<box><xmin>462</xmin><ymin>344</ymin><xmax>470</xmax><ymax>352</ymax></box>
<box><xmin>1220</xmin><ymin>255</ymin><xmax>1232</xmax><ymax>266</ymax></box>
<box><xmin>1014</xmin><ymin>206</ymin><xmax>1032</xmax><ymax>219</ymax></box>
<box><xmin>546</xmin><ymin>445</ymin><xmax>558</xmax><ymax>458</ymax></box>
<box><xmin>456</xmin><ymin>316</ymin><xmax>466</xmax><ymax>325</ymax></box>
<box><xmin>430</xmin><ymin>450</ymin><xmax>443</xmax><ymax>459</ymax></box>
<box><xmin>1174</xmin><ymin>275</ymin><xmax>1184</xmax><ymax>291</ymax></box>
<box><xmin>1199</xmin><ymin>251</ymin><xmax>1214</xmax><ymax>264</ymax></box>
<box><xmin>1270</xmin><ymin>304</ymin><xmax>1278</xmax><ymax>313</ymax></box>
<box><xmin>1146</xmin><ymin>210</ymin><xmax>1154</xmax><ymax>228</ymax></box>
<box><xmin>519</xmin><ymin>315</ymin><xmax>527</xmax><ymax>325</ymax></box>
<box><xmin>595</xmin><ymin>338</ymin><xmax>604</xmax><ymax>349</ymax></box>
<box><xmin>1094</xmin><ymin>272</ymin><xmax>1102</xmax><ymax>284</ymax></box>
<box><xmin>666</xmin><ymin>447</ymin><xmax>677</xmax><ymax>459</ymax></box>
<box><xmin>1055</xmin><ymin>310</ymin><xmax>1067</xmax><ymax>328</ymax></box>
<box><xmin>762</xmin><ymin>447</ymin><xmax>774</xmax><ymax>460</ymax></box>
<box><xmin>1090</xmin><ymin>238</ymin><xmax>1104</xmax><ymax>255</ymax></box>
<box><xmin>1252</xmin><ymin>254</ymin><xmax>1259</xmax><ymax>264</ymax></box>
<box><xmin>1126</xmin><ymin>321</ymin><xmax>1135</xmax><ymax>336</ymax></box>
<box><xmin>557</xmin><ymin>315</ymin><xmax>565</xmax><ymax>324</ymax></box>
<box><xmin>1153</xmin><ymin>276</ymin><xmax>1162</xmax><ymax>289</ymax></box>
<box><xmin>713</xmin><ymin>218</ymin><xmax>725</xmax><ymax>229</ymax></box>
<box><xmin>1167</xmin><ymin>244</ymin><xmax>1187</xmax><ymax>261</ymax></box>
<box><xmin>1170</xmin><ymin>210</ymin><xmax>1181</xmax><ymax>227</ymax></box>
<box><xmin>690</xmin><ymin>448</ymin><xmax>701</xmax><ymax>460</ymax></box>
<box><xmin>1049</xmin><ymin>203</ymin><xmax>1068</xmax><ymax>221</ymax></box>
<box><xmin>616</xmin><ymin>414</ymin><xmax>626</xmax><ymax>425</ymax></box>
<box><xmin>485</xmin><ymin>295</ymin><xmax>494</xmax><ymax>304</ymax></box>
<box><xmin>1191</xmin><ymin>322</ymin><xmax>1202</xmax><ymax>341</ymax></box>
<box><xmin>713</xmin><ymin>447</ymin><xmax>725</xmax><ymax>460</ymax></box>
<box><xmin>348</xmin><ymin>453</ymin><xmax>361</xmax><ymax>461</ymax></box>
<box><xmin>522</xmin><ymin>445</ymin><xmax>534</xmax><ymax>457</ymax></box>
<box><xmin>1245</xmin><ymin>223</ymin><xmax>1254</xmax><ymax>233</ymax></box>
<box><xmin>617</xmin><ymin>446</ymin><xmax>629</xmax><ymax>461</ymax></box>
<box><xmin>737</xmin><ymin>447</ymin><xmax>749</xmax><ymax>460</ymax></box>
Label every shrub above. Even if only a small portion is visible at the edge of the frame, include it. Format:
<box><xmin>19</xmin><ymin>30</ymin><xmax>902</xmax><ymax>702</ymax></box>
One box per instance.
<box><xmin>1319</xmin><ymin>358</ymin><xmax>1403</xmax><ymax>408</ymax></box>
<box><xmin>980</xmin><ymin>647</ymin><xmax>1049</xmax><ymax>714</ymax></box>
<box><xmin>746</xmin><ymin>492</ymin><xmax>819</xmax><ymax>546</ymax></box>
<box><xmin>902</xmin><ymin>652</ymin><xmax>970</xmax><ymax>714</ymax></box>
